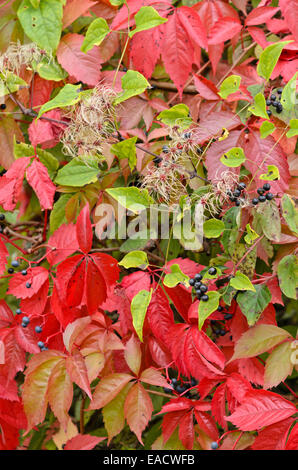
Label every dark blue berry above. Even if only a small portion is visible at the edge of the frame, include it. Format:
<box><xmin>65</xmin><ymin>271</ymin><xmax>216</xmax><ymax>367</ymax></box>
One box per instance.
<box><xmin>238</xmin><ymin>182</ymin><xmax>246</xmax><ymax>190</ymax></box>
<box><xmin>21</xmin><ymin>322</ymin><xmax>27</xmax><ymax>328</ymax></box>
<box><xmin>38</xmin><ymin>341</ymin><xmax>45</xmax><ymax>349</ymax></box>
<box><xmin>217</xmin><ymin>306</ymin><xmax>224</xmax><ymax>312</ymax></box>
<box><xmin>257</xmin><ymin>188</ymin><xmax>265</xmax><ymax>195</ymax></box>
<box><xmin>0</xmin><ymin>214</ymin><xmax>5</xmax><ymax>221</ymax></box>
<box><xmin>270</xmin><ymin>94</ymin><xmax>276</xmax><ymax>101</ymax></box>
<box><xmin>35</xmin><ymin>326</ymin><xmax>42</xmax><ymax>333</ymax></box>
<box><xmin>266</xmin><ymin>99</ymin><xmax>272</xmax><ymax>106</ymax></box>
<box><xmin>208</xmin><ymin>267</ymin><xmax>217</xmax><ymax>275</ymax></box>
<box><xmin>201</xmin><ymin>294</ymin><xmax>209</xmax><ymax>302</ymax></box>
<box><xmin>233</xmin><ymin>189</ymin><xmax>241</xmax><ymax>197</ymax></box>
<box><xmin>263</xmin><ymin>183</ymin><xmax>271</xmax><ymax>191</ymax></box>
<box><xmin>194</xmin><ymin>273</ymin><xmax>202</xmax><ymax>281</ymax></box>
<box><xmin>277</xmin><ymin>88</ymin><xmax>283</xmax><ymax>95</ymax></box>
<box><xmin>162</xmin><ymin>145</ymin><xmax>170</xmax><ymax>153</ymax></box>
<box><xmin>252</xmin><ymin>198</ymin><xmax>259</xmax><ymax>205</ymax></box>
<box><xmin>21</xmin><ymin>270</ymin><xmax>27</xmax><ymax>276</ymax></box>
<box><xmin>11</xmin><ymin>260</ymin><xmax>19</xmax><ymax>268</ymax></box>
<box><xmin>194</xmin><ymin>281</ymin><xmax>202</xmax><ymax>289</ymax></box>
<box><xmin>176</xmin><ymin>385</ymin><xmax>187</xmax><ymax>394</ymax></box>
<box><xmin>267</xmin><ymin>110</ymin><xmax>272</xmax><ymax>116</ymax></box>
<box><xmin>26</xmin><ymin>282</ymin><xmax>31</xmax><ymax>288</ymax></box>
<box><xmin>211</xmin><ymin>441</ymin><xmax>218</xmax><ymax>450</ymax></box>
<box><xmin>266</xmin><ymin>192</ymin><xmax>274</xmax><ymax>200</ymax></box>
<box><xmin>220</xmin><ymin>330</ymin><xmax>227</xmax><ymax>336</ymax></box>
<box><xmin>22</xmin><ymin>316</ymin><xmax>29</xmax><ymax>324</ymax></box>
<box><xmin>189</xmin><ymin>278</ymin><xmax>195</xmax><ymax>286</ymax></box>
<box><xmin>16</xmin><ymin>308</ymin><xmax>22</xmax><ymax>315</ymax></box>
<box><xmin>200</xmin><ymin>284</ymin><xmax>208</xmax><ymax>293</ymax></box>
<box><xmin>8</xmin><ymin>268</ymin><xmax>14</xmax><ymax>274</ymax></box>
<box><xmin>258</xmin><ymin>195</ymin><xmax>266</xmax><ymax>202</ymax></box>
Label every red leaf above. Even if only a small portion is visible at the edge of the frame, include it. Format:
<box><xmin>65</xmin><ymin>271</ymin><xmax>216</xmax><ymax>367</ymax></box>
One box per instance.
<box><xmin>147</xmin><ymin>287</ymin><xmax>175</xmax><ymax>348</ymax></box>
<box><xmin>90</xmin><ymin>252</ymin><xmax>120</xmax><ymax>296</ymax></box>
<box><xmin>177</xmin><ymin>6</ymin><xmax>208</xmax><ymax>51</ymax></box>
<box><xmin>0</xmin><ymin>300</ymin><xmax>14</xmax><ymax>327</ymax></box>
<box><xmin>160</xmin><ymin>397</ymin><xmax>192</xmax><ymax>414</ymax></box>
<box><xmin>66</xmin><ymin>258</ymin><xmax>86</xmax><ymax>307</ymax></box>
<box><xmin>226</xmin><ymin>373</ymin><xmax>252</xmax><ymax>404</ymax></box>
<box><xmin>140</xmin><ymin>367</ymin><xmax>169</xmax><ymax>388</ymax></box>
<box><xmin>162</xmin><ymin>410</ymin><xmax>184</xmax><ymax>444</ymax></box>
<box><xmin>0</xmin><ymin>238</ymin><xmax>9</xmax><ymax>276</ymax></box>
<box><xmin>84</xmin><ymin>259</ymin><xmax>109</xmax><ymax>312</ymax></box>
<box><xmin>76</xmin><ymin>203</ymin><xmax>93</xmax><ymax>254</ymax></box>
<box><xmin>193</xmin><ymin>111</ymin><xmax>241</xmax><ymax>145</ymax></box>
<box><xmin>26</xmin><ymin>159</ymin><xmax>56</xmax><ymax>210</ymax></box>
<box><xmin>193</xmin><ymin>75</ymin><xmax>219</xmax><ymax>101</ymax></box>
<box><xmin>62</xmin><ymin>0</ymin><xmax>97</xmax><ymax>29</ymax></box>
<box><xmin>279</xmin><ymin>0</ymin><xmax>298</xmax><ymax>41</ymax></box>
<box><xmin>65</xmin><ymin>348</ymin><xmax>92</xmax><ymax>399</ymax></box>
<box><xmin>64</xmin><ymin>433</ymin><xmax>106</xmax><ymax>450</ymax></box>
<box><xmin>8</xmin><ymin>267</ymin><xmax>49</xmax><ymax>299</ymax></box>
<box><xmin>47</xmin><ymin>223</ymin><xmax>79</xmax><ymax>266</ymax></box>
<box><xmin>245</xmin><ymin>6</ymin><xmax>280</xmax><ymax>26</ymax></box>
<box><xmin>226</xmin><ymin>389</ymin><xmax>297</xmax><ymax>431</ymax></box>
<box><xmin>179</xmin><ymin>410</ymin><xmax>194</xmax><ymax>450</ymax></box>
<box><xmin>194</xmin><ymin>409</ymin><xmax>218</xmax><ymax>441</ymax></box>
<box><xmin>285</xmin><ymin>422</ymin><xmax>298</xmax><ymax>450</ymax></box>
<box><xmin>205</xmin><ymin>130</ymin><xmax>243</xmax><ymax>181</ymax></box>
<box><xmin>251</xmin><ymin>417</ymin><xmax>294</xmax><ymax>450</ymax></box>
<box><xmin>124</xmin><ymin>382</ymin><xmax>153</xmax><ymax>444</ymax></box>
<box><xmin>211</xmin><ymin>383</ymin><xmax>227</xmax><ymax>429</ymax></box>
<box><xmin>208</xmin><ymin>17</ymin><xmax>242</xmax><ymax>45</ymax></box>
<box><xmin>0</xmin><ymin>157</ymin><xmax>30</xmax><ymax>211</ymax></box>
<box><xmin>243</xmin><ymin>131</ymin><xmax>290</xmax><ymax>193</ymax></box>
<box><xmin>161</xmin><ymin>11</ymin><xmax>193</xmax><ymax>98</ymax></box>
<box><xmin>57</xmin><ymin>33</ymin><xmax>102</xmax><ymax>86</ymax></box>
<box><xmin>130</xmin><ymin>25</ymin><xmax>165</xmax><ymax>79</ymax></box>
<box><xmin>111</xmin><ymin>0</ymin><xmax>170</xmax><ymax>31</ymax></box>
<box><xmin>90</xmin><ymin>373</ymin><xmax>133</xmax><ymax>409</ymax></box>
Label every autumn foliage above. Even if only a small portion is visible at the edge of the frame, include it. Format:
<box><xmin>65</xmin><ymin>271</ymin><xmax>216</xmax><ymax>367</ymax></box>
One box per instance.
<box><xmin>0</xmin><ymin>0</ymin><xmax>297</xmax><ymax>451</ymax></box>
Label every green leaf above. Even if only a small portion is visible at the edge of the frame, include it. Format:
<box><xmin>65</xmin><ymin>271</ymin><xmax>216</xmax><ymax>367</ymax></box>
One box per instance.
<box><xmin>105</xmin><ymin>187</ymin><xmax>154</xmax><ymax>214</ymax></box>
<box><xmin>286</xmin><ymin>119</ymin><xmax>298</xmax><ymax>138</ymax></box>
<box><xmin>281</xmin><ymin>194</ymin><xmax>298</xmax><ymax>234</ymax></box>
<box><xmin>55</xmin><ymin>158</ymin><xmax>99</xmax><ymax>186</ymax></box>
<box><xmin>81</xmin><ymin>17</ymin><xmax>110</xmax><ymax>53</ymax></box>
<box><xmin>231</xmin><ymin>324</ymin><xmax>291</xmax><ymax>360</ymax></box>
<box><xmin>163</xmin><ymin>264</ymin><xmax>189</xmax><ymax>288</ymax></box>
<box><xmin>260</xmin><ymin>120</ymin><xmax>275</xmax><ymax>138</ymax></box>
<box><xmin>255</xmin><ymin>200</ymin><xmax>281</xmax><ymax>242</ymax></box>
<box><xmin>119</xmin><ymin>251</ymin><xmax>149</xmax><ymax>270</ymax></box>
<box><xmin>198</xmin><ymin>291</ymin><xmax>220</xmax><ymax>330</ymax></box>
<box><xmin>131</xmin><ymin>289</ymin><xmax>152</xmax><ymax>342</ymax></box>
<box><xmin>111</xmin><ymin>137</ymin><xmax>137</xmax><ymax>171</ymax></box>
<box><xmin>37</xmin><ymin>84</ymin><xmax>83</xmax><ymax>118</ymax></box>
<box><xmin>259</xmin><ymin>164</ymin><xmax>280</xmax><ymax>181</ymax></box>
<box><xmin>248</xmin><ymin>93</ymin><xmax>269</xmax><ymax>119</ymax></box>
<box><xmin>280</xmin><ymin>72</ymin><xmax>297</xmax><ymax>111</ymax></box>
<box><xmin>34</xmin><ymin>57</ymin><xmax>68</xmax><ymax>81</ymax></box>
<box><xmin>220</xmin><ymin>147</ymin><xmax>246</xmax><ymax>167</ymax></box>
<box><xmin>244</xmin><ymin>223</ymin><xmax>259</xmax><ymax>245</ymax></box>
<box><xmin>114</xmin><ymin>70</ymin><xmax>150</xmax><ymax>105</ymax></box>
<box><xmin>129</xmin><ymin>6</ymin><xmax>167</xmax><ymax>38</ymax></box>
<box><xmin>277</xmin><ymin>255</ymin><xmax>298</xmax><ymax>300</ymax></box>
<box><xmin>103</xmin><ymin>383</ymin><xmax>131</xmax><ymax>443</ymax></box>
<box><xmin>237</xmin><ymin>285</ymin><xmax>271</xmax><ymax>326</ymax></box>
<box><xmin>17</xmin><ymin>0</ymin><xmax>63</xmax><ymax>52</ymax></box>
<box><xmin>157</xmin><ymin>104</ymin><xmax>192</xmax><ymax>129</ymax></box>
<box><xmin>264</xmin><ymin>341</ymin><xmax>293</xmax><ymax>389</ymax></box>
<box><xmin>230</xmin><ymin>271</ymin><xmax>255</xmax><ymax>292</ymax></box>
<box><xmin>218</xmin><ymin>75</ymin><xmax>241</xmax><ymax>99</ymax></box>
<box><xmin>0</xmin><ymin>72</ymin><xmax>27</xmax><ymax>97</ymax></box>
<box><xmin>257</xmin><ymin>41</ymin><xmax>292</xmax><ymax>81</ymax></box>
<box><xmin>203</xmin><ymin>219</ymin><xmax>225</xmax><ymax>238</ymax></box>
<box><xmin>49</xmin><ymin>193</ymin><xmax>73</xmax><ymax>233</ymax></box>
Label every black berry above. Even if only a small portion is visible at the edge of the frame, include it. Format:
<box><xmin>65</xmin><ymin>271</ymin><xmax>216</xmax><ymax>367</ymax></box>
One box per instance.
<box><xmin>11</xmin><ymin>260</ymin><xmax>19</xmax><ymax>268</ymax></box>
<box><xmin>162</xmin><ymin>145</ymin><xmax>170</xmax><ymax>153</ymax></box>
<box><xmin>217</xmin><ymin>306</ymin><xmax>224</xmax><ymax>312</ymax></box>
<box><xmin>0</xmin><ymin>103</ymin><xmax>6</xmax><ymax>110</ymax></box>
<box><xmin>26</xmin><ymin>282</ymin><xmax>31</xmax><ymax>288</ymax></box>
<box><xmin>224</xmin><ymin>313</ymin><xmax>233</xmax><ymax>320</ymax></box>
<box><xmin>252</xmin><ymin>198</ymin><xmax>259</xmax><ymax>205</ymax></box>
<box><xmin>233</xmin><ymin>189</ymin><xmax>241</xmax><ymax>197</ymax></box>
<box><xmin>21</xmin><ymin>270</ymin><xmax>27</xmax><ymax>276</ymax></box>
<box><xmin>38</xmin><ymin>341</ymin><xmax>45</xmax><ymax>349</ymax></box>
<box><xmin>7</xmin><ymin>268</ymin><xmax>14</xmax><ymax>274</ymax></box>
<box><xmin>201</xmin><ymin>294</ymin><xmax>209</xmax><ymax>302</ymax></box>
<box><xmin>266</xmin><ymin>192</ymin><xmax>274</xmax><ymax>200</ymax></box>
<box><xmin>0</xmin><ymin>214</ymin><xmax>5</xmax><ymax>221</ymax></box>
<box><xmin>200</xmin><ymin>284</ymin><xmax>208</xmax><ymax>293</ymax></box>
<box><xmin>194</xmin><ymin>281</ymin><xmax>202</xmax><ymax>289</ymax></box>
<box><xmin>258</xmin><ymin>195</ymin><xmax>266</xmax><ymax>202</ymax></box>
<box><xmin>194</xmin><ymin>273</ymin><xmax>202</xmax><ymax>281</ymax></box>
<box><xmin>238</xmin><ymin>182</ymin><xmax>246</xmax><ymax>190</ymax></box>
<box><xmin>16</xmin><ymin>308</ymin><xmax>22</xmax><ymax>315</ymax></box>
<box><xmin>277</xmin><ymin>88</ymin><xmax>283</xmax><ymax>95</ymax></box>
<box><xmin>22</xmin><ymin>316</ymin><xmax>29</xmax><ymax>325</ymax></box>
<box><xmin>267</xmin><ymin>110</ymin><xmax>272</xmax><ymax>116</ymax></box>
<box><xmin>257</xmin><ymin>188</ymin><xmax>265</xmax><ymax>195</ymax></box>
<box><xmin>266</xmin><ymin>99</ymin><xmax>272</xmax><ymax>106</ymax></box>
<box><xmin>270</xmin><ymin>94</ymin><xmax>276</xmax><ymax>101</ymax></box>
<box><xmin>263</xmin><ymin>183</ymin><xmax>271</xmax><ymax>191</ymax></box>
<box><xmin>235</xmin><ymin>199</ymin><xmax>241</xmax><ymax>206</ymax></box>
<box><xmin>35</xmin><ymin>326</ymin><xmax>42</xmax><ymax>333</ymax></box>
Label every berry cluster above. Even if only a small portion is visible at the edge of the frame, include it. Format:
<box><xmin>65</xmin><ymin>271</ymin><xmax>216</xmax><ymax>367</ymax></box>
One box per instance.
<box><xmin>251</xmin><ymin>183</ymin><xmax>274</xmax><ymax>206</ymax></box>
<box><xmin>16</xmin><ymin>307</ymin><xmax>46</xmax><ymax>349</ymax></box>
<box><xmin>164</xmin><ymin>377</ymin><xmax>198</xmax><ymax>398</ymax></box>
<box><xmin>189</xmin><ymin>268</ymin><xmax>217</xmax><ymax>302</ymax></box>
<box><xmin>210</xmin><ymin>304</ymin><xmax>234</xmax><ymax>338</ymax></box>
<box><xmin>266</xmin><ymin>89</ymin><xmax>283</xmax><ymax>116</ymax></box>
<box><xmin>227</xmin><ymin>182</ymin><xmax>246</xmax><ymax>207</ymax></box>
